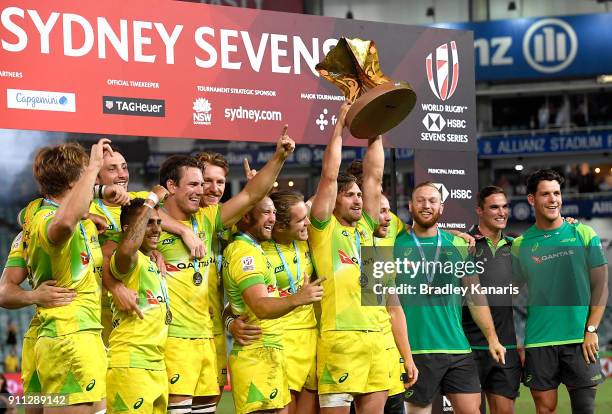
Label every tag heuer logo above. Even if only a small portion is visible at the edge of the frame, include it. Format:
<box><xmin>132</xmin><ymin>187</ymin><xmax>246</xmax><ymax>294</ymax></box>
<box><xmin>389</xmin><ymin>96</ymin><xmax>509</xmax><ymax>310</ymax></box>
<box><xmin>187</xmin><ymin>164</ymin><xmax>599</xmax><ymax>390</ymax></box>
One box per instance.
<box><xmin>105</xmin><ymin>100</ymin><xmax>113</xmax><ymax>109</ymax></box>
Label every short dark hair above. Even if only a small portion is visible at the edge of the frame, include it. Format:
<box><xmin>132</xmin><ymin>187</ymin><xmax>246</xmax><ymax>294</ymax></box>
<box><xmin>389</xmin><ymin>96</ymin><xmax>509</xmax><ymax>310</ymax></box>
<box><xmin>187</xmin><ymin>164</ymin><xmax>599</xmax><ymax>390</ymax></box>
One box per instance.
<box><xmin>120</xmin><ymin>198</ymin><xmax>158</xmax><ymax>229</ymax></box>
<box><xmin>477</xmin><ymin>186</ymin><xmax>507</xmax><ymax>208</ymax></box>
<box><xmin>526</xmin><ymin>169</ymin><xmax>565</xmax><ymax>195</ymax></box>
<box><xmin>337</xmin><ymin>172</ymin><xmax>359</xmax><ymax>194</ymax></box>
<box><xmin>159</xmin><ymin>155</ymin><xmax>202</xmax><ymax>188</ymax></box>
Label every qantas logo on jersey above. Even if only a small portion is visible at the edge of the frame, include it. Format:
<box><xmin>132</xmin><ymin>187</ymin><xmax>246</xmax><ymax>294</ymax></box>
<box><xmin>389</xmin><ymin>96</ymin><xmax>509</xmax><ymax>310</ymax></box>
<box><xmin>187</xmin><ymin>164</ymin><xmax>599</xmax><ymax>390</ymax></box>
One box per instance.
<box><xmin>338</xmin><ymin>250</ymin><xmax>358</xmax><ymax>265</ymax></box>
<box><xmin>531</xmin><ymin>249</ymin><xmax>575</xmax><ymax>264</ymax></box>
<box><xmin>165</xmin><ymin>259</ymin><xmax>212</xmax><ymax>272</ymax></box>
<box><xmin>80</xmin><ymin>252</ymin><xmax>89</xmax><ymax>266</ymax></box>
<box><xmin>266</xmin><ymin>284</ymin><xmax>276</xmax><ymax>294</ymax></box>
<box><xmin>165</xmin><ymin>263</ymin><xmax>180</xmax><ymax>272</ymax></box>
<box><xmin>146</xmin><ymin>289</ymin><xmax>159</xmax><ymax>304</ymax></box>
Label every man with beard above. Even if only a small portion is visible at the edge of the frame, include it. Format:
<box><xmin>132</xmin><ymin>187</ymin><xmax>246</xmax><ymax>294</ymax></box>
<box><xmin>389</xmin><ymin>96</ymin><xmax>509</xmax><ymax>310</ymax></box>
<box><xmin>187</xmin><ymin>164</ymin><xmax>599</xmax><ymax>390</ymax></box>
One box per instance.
<box><xmin>158</xmin><ymin>126</ymin><xmax>295</xmax><ymax>414</ymax></box>
<box><xmin>511</xmin><ymin>170</ymin><xmax>608</xmax><ymax>414</ymax></box>
<box><xmin>462</xmin><ymin>186</ymin><xmax>521</xmax><ymax>414</ymax></box>
<box><xmin>223</xmin><ymin>196</ymin><xmax>324</xmax><ymax>414</ymax></box>
<box><xmin>395</xmin><ymin>182</ymin><xmax>505</xmax><ymax>414</ymax></box>
<box><xmin>262</xmin><ymin>190</ymin><xmax>318</xmax><ymax>414</ymax></box>
<box><xmin>309</xmin><ymin>102</ymin><xmax>416</xmax><ymax>414</ymax></box>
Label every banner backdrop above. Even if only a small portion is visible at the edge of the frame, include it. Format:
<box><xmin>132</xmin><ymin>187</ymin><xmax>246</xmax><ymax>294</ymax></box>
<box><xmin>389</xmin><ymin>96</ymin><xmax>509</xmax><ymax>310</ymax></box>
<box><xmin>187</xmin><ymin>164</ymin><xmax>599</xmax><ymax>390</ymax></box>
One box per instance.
<box><xmin>0</xmin><ymin>0</ymin><xmax>475</xmax><ymax>149</ymax></box>
<box><xmin>414</xmin><ymin>149</ymin><xmax>478</xmax><ymax>231</ymax></box>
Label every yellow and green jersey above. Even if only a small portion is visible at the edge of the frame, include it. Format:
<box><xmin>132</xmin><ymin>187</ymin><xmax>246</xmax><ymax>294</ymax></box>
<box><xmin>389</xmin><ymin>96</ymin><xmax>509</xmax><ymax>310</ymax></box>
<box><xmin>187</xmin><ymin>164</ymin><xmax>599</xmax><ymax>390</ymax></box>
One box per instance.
<box><xmin>157</xmin><ymin>205</ymin><xmax>222</xmax><ymax>339</ymax></box>
<box><xmin>261</xmin><ymin>239</ymin><xmax>316</xmax><ymax>330</ymax></box>
<box><xmin>371</xmin><ymin>212</ymin><xmax>405</xmax><ymax>329</ymax></box>
<box><xmin>109</xmin><ymin>250</ymin><xmax>169</xmax><ymax>370</ymax></box>
<box><xmin>394</xmin><ymin>229</ymin><xmax>474</xmax><ymax>354</ymax></box>
<box><xmin>9</xmin><ymin>198</ymin><xmax>44</xmax><ymax>339</ymax></box>
<box><xmin>511</xmin><ymin>221</ymin><xmax>607</xmax><ymax>348</ymax></box>
<box><xmin>209</xmin><ymin>226</ymin><xmax>235</xmax><ymax>336</ymax></box>
<box><xmin>308</xmin><ymin>212</ymin><xmax>379</xmax><ymax>332</ymax></box>
<box><xmin>26</xmin><ymin>205</ymin><xmax>104</xmax><ymax>337</ymax></box>
<box><xmin>5</xmin><ymin>231</ymin><xmax>40</xmax><ymax>340</ymax></box>
<box><xmin>223</xmin><ymin>234</ymin><xmax>282</xmax><ymax>349</ymax></box>
<box><xmin>88</xmin><ymin>191</ymin><xmax>149</xmax><ymax>245</ymax></box>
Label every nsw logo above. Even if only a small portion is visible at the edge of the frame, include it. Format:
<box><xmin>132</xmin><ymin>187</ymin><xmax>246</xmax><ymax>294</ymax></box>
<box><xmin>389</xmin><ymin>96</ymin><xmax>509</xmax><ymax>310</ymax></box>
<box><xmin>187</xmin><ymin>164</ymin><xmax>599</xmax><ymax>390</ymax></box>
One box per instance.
<box><xmin>193</xmin><ymin>97</ymin><xmax>212</xmax><ymax>125</ymax></box>
<box><xmin>426</xmin><ymin>41</ymin><xmax>459</xmax><ymax>101</ymax></box>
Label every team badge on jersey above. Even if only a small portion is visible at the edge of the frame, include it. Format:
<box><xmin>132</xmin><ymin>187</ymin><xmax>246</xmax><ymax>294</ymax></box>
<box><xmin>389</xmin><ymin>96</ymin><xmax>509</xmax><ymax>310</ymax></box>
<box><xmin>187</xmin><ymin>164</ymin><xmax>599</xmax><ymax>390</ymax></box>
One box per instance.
<box><xmin>241</xmin><ymin>256</ymin><xmax>255</xmax><ymax>271</ymax></box>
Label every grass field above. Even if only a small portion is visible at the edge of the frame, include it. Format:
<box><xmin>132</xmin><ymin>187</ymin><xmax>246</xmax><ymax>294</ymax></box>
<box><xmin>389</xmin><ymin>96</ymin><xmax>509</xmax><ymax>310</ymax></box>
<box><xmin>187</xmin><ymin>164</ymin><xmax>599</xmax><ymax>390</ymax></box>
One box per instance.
<box><xmin>215</xmin><ymin>379</ymin><xmax>612</xmax><ymax>413</ymax></box>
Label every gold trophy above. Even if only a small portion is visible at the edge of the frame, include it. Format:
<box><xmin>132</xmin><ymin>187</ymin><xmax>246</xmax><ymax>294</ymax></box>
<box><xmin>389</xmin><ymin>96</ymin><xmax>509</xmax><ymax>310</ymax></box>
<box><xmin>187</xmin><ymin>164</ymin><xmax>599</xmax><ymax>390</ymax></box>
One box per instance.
<box><xmin>316</xmin><ymin>37</ymin><xmax>417</xmax><ymax>139</ymax></box>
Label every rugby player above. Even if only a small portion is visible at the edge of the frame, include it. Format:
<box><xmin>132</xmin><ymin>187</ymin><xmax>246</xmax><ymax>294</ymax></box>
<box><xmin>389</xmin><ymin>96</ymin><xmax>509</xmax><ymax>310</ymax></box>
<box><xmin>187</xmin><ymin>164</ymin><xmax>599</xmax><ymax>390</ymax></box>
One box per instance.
<box><xmin>463</xmin><ymin>186</ymin><xmax>521</xmax><ymax>414</ymax></box>
<box><xmin>223</xmin><ymin>195</ymin><xmax>324</xmax><ymax>414</ymax></box>
<box><xmin>195</xmin><ymin>150</ymin><xmax>232</xmax><ymax>401</ymax></box>
<box><xmin>107</xmin><ymin>187</ymin><xmax>170</xmax><ymax>414</ymax></box>
<box><xmin>263</xmin><ymin>190</ymin><xmax>318</xmax><ymax>414</ymax></box>
<box><xmin>91</xmin><ymin>148</ymin><xmax>205</xmax><ymax>344</ymax></box>
<box><xmin>158</xmin><ymin>126</ymin><xmax>296</xmax><ymax>414</ymax></box>
<box><xmin>309</xmin><ymin>101</ymin><xmax>399</xmax><ymax>413</ymax></box>
<box><xmin>511</xmin><ymin>169</ymin><xmax>608</xmax><ymax>414</ymax></box>
<box><xmin>394</xmin><ymin>182</ymin><xmax>505</xmax><ymax>414</ymax></box>
<box><xmin>26</xmin><ymin>139</ymin><xmax>124</xmax><ymax>413</ymax></box>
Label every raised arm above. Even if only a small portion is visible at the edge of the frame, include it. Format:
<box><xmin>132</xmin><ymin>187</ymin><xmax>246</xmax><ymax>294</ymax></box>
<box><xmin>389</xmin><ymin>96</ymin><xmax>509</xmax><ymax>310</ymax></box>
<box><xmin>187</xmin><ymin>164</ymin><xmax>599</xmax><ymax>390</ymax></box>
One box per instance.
<box><xmin>310</xmin><ymin>102</ymin><xmax>351</xmax><ymax>222</ymax></box>
<box><xmin>361</xmin><ymin>135</ymin><xmax>384</xmax><ymax>223</ymax></box>
<box><xmin>220</xmin><ymin>126</ymin><xmax>295</xmax><ymax>227</ymax></box>
<box><xmin>48</xmin><ymin>139</ymin><xmax>114</xmax><ymax>245</ymax></box>
<box><xmin>114</xmin><ymin>186</ymin><xmax>167</xmax><ymax>274</ymax></box>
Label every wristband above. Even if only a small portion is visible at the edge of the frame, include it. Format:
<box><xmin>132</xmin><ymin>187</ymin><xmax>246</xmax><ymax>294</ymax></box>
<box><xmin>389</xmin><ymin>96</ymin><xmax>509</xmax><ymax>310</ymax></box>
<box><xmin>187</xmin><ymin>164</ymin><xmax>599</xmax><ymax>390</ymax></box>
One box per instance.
<box><xmin>146</xmin><ymin>192</ymin><xmax>160</xmax><ymax>206</ymax></box>
<box><xmin>143</xmin><ymin>200</ymin><xmax>155</xmax><ymax>209</ymax></box>
<box><xmin>225</xmin><ymin>316</ymin><xmax>235</xmax><ymax>333</ymax></box>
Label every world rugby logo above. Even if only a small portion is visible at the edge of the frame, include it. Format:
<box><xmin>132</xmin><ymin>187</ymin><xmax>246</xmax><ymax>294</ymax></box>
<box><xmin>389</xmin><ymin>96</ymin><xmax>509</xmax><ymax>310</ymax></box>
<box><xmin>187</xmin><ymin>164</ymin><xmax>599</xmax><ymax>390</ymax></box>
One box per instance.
<box><xmin>425</xmin><ymin>41</ymin><xmax>459</xmax><ymax>101</ymax></box>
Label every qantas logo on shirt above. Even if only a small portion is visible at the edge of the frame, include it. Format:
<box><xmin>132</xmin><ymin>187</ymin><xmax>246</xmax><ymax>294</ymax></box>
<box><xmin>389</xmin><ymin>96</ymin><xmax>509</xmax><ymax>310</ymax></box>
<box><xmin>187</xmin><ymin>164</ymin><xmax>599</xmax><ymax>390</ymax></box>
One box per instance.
<box><xmin>531</xmin><ymin>249</ymin><xmax>575</xmax><ymax>264</ymax></box>
<box><xmin>80</xmin><ymin>252</ymin><xmax>89</xmax><ymax>266</ymax></box>
<box><xmin>165</xmin><ymin>263</ymin><xmax>180</xmax><ymax>272</ymax></box>
<box><xmin>146</xmin><ymin>290</ymin><xmax>159</xmax><ymax>304</ymax></box>
<box><xmin>266</xmin><ymin>284</ymin><xmax>276</xmax><ymax>294</ymax></box>
<box><xmin>338</xmin><ymin>250</ymin><xmax>357</xmax><ymax>265</ymax></box>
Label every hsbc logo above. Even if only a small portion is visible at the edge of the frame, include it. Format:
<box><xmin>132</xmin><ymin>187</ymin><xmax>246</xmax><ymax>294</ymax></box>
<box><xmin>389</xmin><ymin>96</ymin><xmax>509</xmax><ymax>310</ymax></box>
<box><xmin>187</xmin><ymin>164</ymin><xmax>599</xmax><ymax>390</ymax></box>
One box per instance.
<box><xmin>426</xmin><ymin>41</ymin><xmax>459</xmax><ymax>101</ymax></box>
<box><xmin>422</xmin><ymin>113</ymin><xmax>446</xmax><ymax>132</ymax></box>
<box><xmin>432</xmin><ymin>183</ymin><xmax>472</xmax><ymax>203</ymax></box>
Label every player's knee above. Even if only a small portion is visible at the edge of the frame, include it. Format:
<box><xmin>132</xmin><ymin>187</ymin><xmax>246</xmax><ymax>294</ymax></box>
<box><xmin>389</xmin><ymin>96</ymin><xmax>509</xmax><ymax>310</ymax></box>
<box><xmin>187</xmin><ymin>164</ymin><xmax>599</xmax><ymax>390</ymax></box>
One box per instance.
<box><xmin>568</xmin><ymin>387</ymin><xmax>596</xmax><ymax>414</ymax></box>
<box><xmin>167</xmin><ymin>399</ymin><xmax>192</xmax><ymax>414</ymax></box>
<box><xmin>319</xmin><ymin>393</ymin><xmax>354</xmax><ymax>408</ymax></box>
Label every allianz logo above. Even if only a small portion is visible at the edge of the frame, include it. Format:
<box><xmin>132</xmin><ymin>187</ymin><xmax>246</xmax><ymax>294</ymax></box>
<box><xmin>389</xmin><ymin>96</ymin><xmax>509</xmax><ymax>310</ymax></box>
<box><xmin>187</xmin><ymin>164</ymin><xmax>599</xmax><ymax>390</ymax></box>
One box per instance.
<box><xmin>475</xmin><ymin>17</ymin><xmax>577</xmax><ymax>74</ymax></box>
